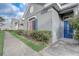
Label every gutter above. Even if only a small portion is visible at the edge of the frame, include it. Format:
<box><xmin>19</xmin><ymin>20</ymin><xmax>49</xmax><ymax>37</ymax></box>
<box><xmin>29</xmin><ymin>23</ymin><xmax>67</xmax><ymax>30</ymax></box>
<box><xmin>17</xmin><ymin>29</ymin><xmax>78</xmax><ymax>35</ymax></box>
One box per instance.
<box><xmin>59</xmin><ymin>4</ymin><xmax>78</xmax><ymax>14</ymax></box>
<box><xmin>61</xmin><ymin>3</ymin><xmax>78</xmax><ymax>10</ymax></box>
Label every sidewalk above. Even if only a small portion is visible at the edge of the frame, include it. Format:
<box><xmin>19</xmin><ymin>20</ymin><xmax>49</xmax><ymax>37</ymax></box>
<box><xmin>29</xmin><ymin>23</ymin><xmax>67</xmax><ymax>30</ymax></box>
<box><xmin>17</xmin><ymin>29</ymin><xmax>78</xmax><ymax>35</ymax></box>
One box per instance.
<box><xmin>40</xmin><ymin>41</ymin><xmax>79</xmax><ymax>56</ymax></box>
<box><xmin>3</xmin><ymin>32</ymin><xmax>39</xmax><ymax>56</ymax></box>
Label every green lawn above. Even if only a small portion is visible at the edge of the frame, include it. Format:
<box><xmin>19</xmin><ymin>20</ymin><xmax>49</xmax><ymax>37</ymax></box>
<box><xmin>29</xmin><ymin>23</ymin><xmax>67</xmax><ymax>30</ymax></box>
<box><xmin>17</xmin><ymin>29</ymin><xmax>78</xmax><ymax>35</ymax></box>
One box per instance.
<box><xmin>10</xmin><ymin>31</ymin><xmax>47</xmax><ymax>52</ymax></box>
<box><xmin>0</xmin><ymin>31</ymin><xmax>4</xmax><ymax>56</ymax></box>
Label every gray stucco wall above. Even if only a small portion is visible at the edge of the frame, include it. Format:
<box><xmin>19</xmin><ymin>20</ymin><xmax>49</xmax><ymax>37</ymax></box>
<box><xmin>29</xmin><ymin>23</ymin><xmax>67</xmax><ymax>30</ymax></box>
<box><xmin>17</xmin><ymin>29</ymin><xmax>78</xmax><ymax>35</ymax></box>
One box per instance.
<box><xmin>25</xmin><ymin>4</ymin><xmax>45</xmax><ymax>19</ymax></box>
<box><xmin>25</xmin><ymin>4</ymin><xmax>52</xmax><ymax>31</ymax></box>
<box><xmin>50</xmin><ymin>8</ymin><xmax>61</xmax><ymax>43</ymax></box>
<box><xmin>36</xmin><ymin>7</ymin><xmax>62</xmax><ymax>43</ymax></box>
<box><xmin>24</xmin><ymin>4</ymin><xmax>62</xmax><ymax>43</ymax></box>
<box><xmin>31</xmin><ymin>7</ymin><xmax>61</xmax><ymax>43</ymax></box>
<box><xmin>73</xmin><ymin>5</ymin><xmax>79</xmax><ymax>16</ymax></box>
<box><xmin>25</xmin><ymin>11</ymin><xmax>52</xmax><ymax>31</ymax></box>
<box><xmin>36</xmin><ymin>8</ymin><xmax>52</xmax><ymax>31</ymax></box>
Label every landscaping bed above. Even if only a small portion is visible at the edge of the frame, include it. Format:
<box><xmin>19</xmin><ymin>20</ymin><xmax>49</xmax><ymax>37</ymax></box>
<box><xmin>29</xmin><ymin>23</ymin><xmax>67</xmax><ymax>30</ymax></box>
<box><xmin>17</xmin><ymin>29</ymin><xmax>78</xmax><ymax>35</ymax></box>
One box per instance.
<box><xmin>10</xmin><ymin>31</ymin><xmax>49</xmax><ymax>52</ymax></box>
<box><xmin>0</xmin><ymin>31</ymin><xmax>4</xmax><ymax>56</ymax></box>
<box><xmin>15</xmin><ymin>30</ymin><xmax>52</xmax><ymax>44</ymax></box>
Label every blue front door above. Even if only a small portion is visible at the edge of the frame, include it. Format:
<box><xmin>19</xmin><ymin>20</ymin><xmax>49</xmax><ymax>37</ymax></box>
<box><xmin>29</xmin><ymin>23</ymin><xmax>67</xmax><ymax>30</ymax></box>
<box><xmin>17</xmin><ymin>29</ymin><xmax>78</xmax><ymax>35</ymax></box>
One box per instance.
<box><xmin>64</xmin><ymin>20</ymin><xmax>73</xmax><ymax>38</ymax></box>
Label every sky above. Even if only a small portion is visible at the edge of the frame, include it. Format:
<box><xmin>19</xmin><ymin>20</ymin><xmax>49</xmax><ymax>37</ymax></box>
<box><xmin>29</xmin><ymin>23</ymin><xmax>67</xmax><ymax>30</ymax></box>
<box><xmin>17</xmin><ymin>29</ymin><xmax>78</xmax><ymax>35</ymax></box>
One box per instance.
<box><xmin>0</xmin><ymin>3</ymin><xmax>27</xmax><ymax>21</ymax></box>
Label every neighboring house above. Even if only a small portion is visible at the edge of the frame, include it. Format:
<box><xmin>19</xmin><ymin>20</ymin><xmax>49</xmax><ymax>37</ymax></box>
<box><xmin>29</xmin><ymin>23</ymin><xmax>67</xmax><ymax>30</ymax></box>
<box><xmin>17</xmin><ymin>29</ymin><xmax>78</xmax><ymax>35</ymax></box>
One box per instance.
<box><xmin>11</xmin><ymin>18</ymin><xmax>26</xmax><ymax>30</ymax></box>
<box><xmin>11</xmin><ymin>18</ymin><xmax>19</xmax><ymax>30</ymax></box>
<box><xmin>0</xmin><ymin>21</ymin><xmax>12</xmax><ymax>30</ymax></box>
<box><xmin>0</xmin><ymin>17</ymin><xmax>6</xmax><ymax>30</ymax></box>
<box><xmin>18</xmin><ymin>18</ymin><xmax>26</xmax><ymax>30</ymax></box>
<box><xmin>23</xmin><ymin>3</ymin><xmax>79</xmax><ymax>43</ymax></box>
<box><xmin>0</xmin><ymin>22</ymin><xmax>7</xmax><ymax>30</ymax></box>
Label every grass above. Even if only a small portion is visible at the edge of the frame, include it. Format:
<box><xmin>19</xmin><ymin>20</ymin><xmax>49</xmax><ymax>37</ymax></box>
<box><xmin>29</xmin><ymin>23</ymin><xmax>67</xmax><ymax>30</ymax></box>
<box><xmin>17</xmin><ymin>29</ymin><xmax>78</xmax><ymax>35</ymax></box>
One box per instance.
<box><xmin>10</xmin><ymin>31</ymin><xmax>47</xmax><ymax>52</ymax></box>
<box><xmin>0</xmin><ymin>31</ymin><xmax>4</xmax><ymax>56</ymax></box>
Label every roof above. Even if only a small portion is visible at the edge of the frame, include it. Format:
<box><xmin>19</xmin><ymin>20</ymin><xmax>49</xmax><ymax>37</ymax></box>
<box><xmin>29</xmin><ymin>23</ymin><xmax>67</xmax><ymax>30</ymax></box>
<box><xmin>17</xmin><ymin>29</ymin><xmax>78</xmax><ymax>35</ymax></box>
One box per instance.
<box><xmin>22</xmin><ymin>3</ymin><xmax>78</xmax><ymax>19</ymax></box>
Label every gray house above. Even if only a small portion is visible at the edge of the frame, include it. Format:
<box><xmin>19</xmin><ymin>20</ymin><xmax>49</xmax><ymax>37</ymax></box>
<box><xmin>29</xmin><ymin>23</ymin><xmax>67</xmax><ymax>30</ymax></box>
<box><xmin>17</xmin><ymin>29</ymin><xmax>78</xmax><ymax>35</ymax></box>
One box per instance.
<box><xmin>23</xmin><ymin>3</ymin><xmax>79</xmax><ymax>43</ymax></box>
<box><xmin>11</xmin><ymin>18</ymin><xmax>19</xmax><ymax>30</ymax></box>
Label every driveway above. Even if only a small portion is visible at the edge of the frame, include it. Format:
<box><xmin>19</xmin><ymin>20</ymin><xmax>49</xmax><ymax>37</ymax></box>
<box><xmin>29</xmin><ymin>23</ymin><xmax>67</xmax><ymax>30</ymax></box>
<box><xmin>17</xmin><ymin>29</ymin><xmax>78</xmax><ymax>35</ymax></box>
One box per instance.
<box><xmin>40</xmin><ymin>40</ymin><xmax>79</xmax><ymax>56</ymax></box>
<box><xmin>3</xmin><ymin>32</ymin><xmax>39</xmax><ymax>56</ymax></box>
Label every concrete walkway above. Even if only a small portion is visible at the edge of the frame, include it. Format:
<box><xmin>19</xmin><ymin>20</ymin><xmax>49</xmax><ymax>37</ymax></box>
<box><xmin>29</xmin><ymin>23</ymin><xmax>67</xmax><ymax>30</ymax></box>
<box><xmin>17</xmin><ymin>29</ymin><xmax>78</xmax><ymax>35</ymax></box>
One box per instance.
<box><xmin>40</xmin><ymin>41</ymin><xmax>79</xmax><ymax>56</ymax></box>
<box><xmin>3</xmin><ymin>32</ymin><xmax>39</xmax><ymax>56</ymax></box>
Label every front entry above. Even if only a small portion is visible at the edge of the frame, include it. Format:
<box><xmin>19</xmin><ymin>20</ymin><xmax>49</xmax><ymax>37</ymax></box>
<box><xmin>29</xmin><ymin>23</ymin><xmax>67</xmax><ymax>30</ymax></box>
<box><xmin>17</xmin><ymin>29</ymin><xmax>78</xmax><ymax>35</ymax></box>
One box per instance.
<box><xmin>64</xmin><ymin>20</ymin><xmax>73</xmax><ymax>38</ymax></box>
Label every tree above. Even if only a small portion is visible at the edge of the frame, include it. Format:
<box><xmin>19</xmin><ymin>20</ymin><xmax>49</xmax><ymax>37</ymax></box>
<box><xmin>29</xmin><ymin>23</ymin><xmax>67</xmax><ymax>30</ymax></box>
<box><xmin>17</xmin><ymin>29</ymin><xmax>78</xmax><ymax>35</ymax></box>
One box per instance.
<box><xmin>0</xmin><ymin>17</ymin><xmax>5</xmax><ymax>22</ymax></box>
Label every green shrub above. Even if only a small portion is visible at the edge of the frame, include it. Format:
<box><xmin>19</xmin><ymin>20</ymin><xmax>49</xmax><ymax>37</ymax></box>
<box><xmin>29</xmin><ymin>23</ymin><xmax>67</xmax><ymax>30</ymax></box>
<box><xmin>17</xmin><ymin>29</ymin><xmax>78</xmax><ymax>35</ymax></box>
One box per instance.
<box><xmin>14</xmin><ymin>30</ymin><xmax>24</xmax><ymax>35</ymax></box>
<box><xmin>74</xmin><ymin>30</ymin><xmax>79</xmax><ymax>40</ymax></box>
<box><xmin>69</xmin><ymin>15</ymin><xmax>79</xmax><ymax>41</ymax></box>
<box><xmin>25</xmin><ymin>31</ymin><xmax>32</xmax><ymax>36</ymax></box>
<box><xmin>30</xmin><ymin>31</ymin><xmax>51</xmax><ymax>43</ymax></box>
<box><xmin>13</xmin><ymin>30</ymin><xmax>52</xmax><ymax>43</ymax></box>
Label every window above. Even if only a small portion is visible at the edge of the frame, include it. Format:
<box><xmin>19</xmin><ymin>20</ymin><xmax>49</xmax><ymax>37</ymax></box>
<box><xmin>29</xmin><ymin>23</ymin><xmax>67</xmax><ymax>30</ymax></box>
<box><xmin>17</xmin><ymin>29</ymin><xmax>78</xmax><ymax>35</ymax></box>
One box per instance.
<box><xmin>20</xmin><ymin>23</ymin><xmax>23</xmax><ymax>26</ymax></box>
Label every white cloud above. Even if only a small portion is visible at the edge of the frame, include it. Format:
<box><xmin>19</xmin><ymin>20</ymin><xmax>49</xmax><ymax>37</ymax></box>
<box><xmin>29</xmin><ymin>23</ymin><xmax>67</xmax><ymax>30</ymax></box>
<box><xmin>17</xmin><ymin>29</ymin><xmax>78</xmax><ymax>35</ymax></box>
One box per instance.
<box><xmin>19</xmin><ymin>4</ymin><xmax>24</xmax><ymax>8</ymax></box>
<box><xmin>0</xmin><ymin>3</ymin><xmax>26</xmax><ymax>24</ymax></box>
<box><xmin>0</xmin><ymin>3</ymin><xmax>26</xmax><ymax>21</ymax></box>
<box><xmin>22</xmin><ymin>3</ymin><xmax>26</xmax><ymax>5</ymax></box>
<box><xmin>0</xmin><ymin>4</ymin><xmax>21</xmax><ymax>16</ymax></box>
<box><xmin>18</xmin><ymin>12</ymin><xmax>24</xmax><ymax>16</ymax></box>
<box><xmin>16</xmin><ymin>12</ymin><xmax>24</xmax><ymax>18</ymax></box>
<box><xmin>11</xmin><ymin>4</ymin><xmax>20</xmax><ymax>12</ymax></box>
